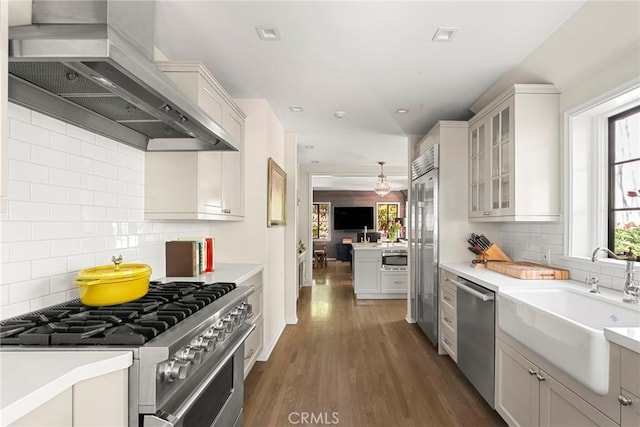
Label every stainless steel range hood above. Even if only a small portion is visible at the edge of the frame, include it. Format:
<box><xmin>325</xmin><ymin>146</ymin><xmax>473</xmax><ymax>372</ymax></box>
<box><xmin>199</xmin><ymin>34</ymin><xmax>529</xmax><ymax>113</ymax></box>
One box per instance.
<box><xmin>7</xmin><ymin>0</ymin><xmax>239</xmax><ymax>152</ymax></box>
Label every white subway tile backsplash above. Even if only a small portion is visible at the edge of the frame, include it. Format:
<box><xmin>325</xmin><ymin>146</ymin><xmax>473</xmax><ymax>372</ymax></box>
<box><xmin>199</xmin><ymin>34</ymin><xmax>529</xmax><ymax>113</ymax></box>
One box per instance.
<box><xmin>1</xmin><ymin>221</ymin><xmax>32</xmax><ymax>242</ymax></box>
<box><xmin>66</xmin><ymin>287</ymin><xmax>80</xmax><ymax>301</ymax></box>
<box><xmin>31</xmin><ymin>145</ymin><xmax>66</xmax><ymax>169</ymax></box>
<box><xmin>32</xmin><ymin>221</ymin><xmax>67</xmax><ymax>240</ymax></box>
<box><xmin>94</xmin><ymin>135</ymin><xmax>118</xmax><ymax>150</ymax></box>
<box><xmin>50</xmin><ymin>132</ymin><xmax>83</xmax><ymax>154</ymax></box>
<box><xmin>31</xmin><ymin>257</ymin><xmax>67</xmax><ymax>279</ymax></box>
<box><xmin>66</xmin><ymin>153</ymin><xmax>94</xmax><ymax>174</ymax></box>
<box><xmin>50</xmin><ymin>168</ymin><xmax>83</xmax><ymax>188</ymax></box>
<box><xmin>0</xmin><ymin>285</ymin><xmax>9</xmax><ymax>306</ymax></box>
<box><xmin>10</xmin><ymin>240</ymin><xmax>51</xmax><ymax>262</ymax></box>
<box><xmin>31</xmin><ymin>183</ymin><xmax>66</xmax><ymax>204</ymax></box>
<box><xmin>31</xmin><ymin>112</ymin><xmax>67</xmax><ymax>134</ymax></box>
<box><xmin>107</xmin><ymin>208</ymin><xmax>129</xmax><ymax>221</ymax></box>
<box><xmin>107</xmin><ymin>151</ymin><xmax>129</xmax><ymax>168</ymax></box>
<box><xmin>82</xmin><ymin>237</ymin><xmax>107</xmax><ymax>253</ymax></box>
<box><xmin>30</xmin><ymin>292</ymin><xmax>68</xmax><ymax>312</ymax></box>
<box><xmin>118</xmin><ymin>167</ymin><xmax>137</xmax><ymax>183</ymax></box>
<box><xmin>9</xmin><ymin>159</ymin><xmax>49</xmax><ymax>184</ymax></box>
<box><xmin>67</xmin><ymin>125</ymin><xmax>97</xmax><ymax>143</ymax></box>
<box><xmin>9</xmin><ymin>201</ymin><xmax>49</xmax><ymax>221</ymax></box>
<box><xmin>66</xmin><ymin>222</ymin><xmax>97</xmax><ymax>238</ymax></box>
<box><xmin>0</xmin><ymin>302</ymin><xmax>31</xmax><ymax>320</ymax></box>
<box><xmin>9</xmin><ymin>278</ymin><xmax>50</xmax><ymax>303</ymax></box>
<box><xmin>50</xmin><ymin>273</ymin><xmax>77</xmax><ymax>293</ymax></box>
<box><xmin>7</xmin><ymin>138</ymin><xmax>31</xmax><ymax>161</ymax></box>
<box><xmin>1</xmin><ymin>262</ymin><xmax>32</xmax><ymax>283</ymax></box>
<box><xmin>81</xmin><ymin>174</ymin><xmax>107</xmax><ymax>192</ymax></box>
<box><xmin>10</xmin><ymin>119</ymin><xmax>49</xmax><ymax>146</ymax></box>
<box><xmin>81</xmin><ymin>206</ymin><xmax>107</xmax><ymax>221</ymax></box>
<box><xmin>94</xmin><ymin>161</ymin><xmax>119</xmax><ymax>179</ymax></box>
<box><xmin>51</xmin><ymin>239</ymin><xmax>83</xmax><ymax>257</ymax></box>
<box><xmin>67</xmin><ymin>254</ymin><xmax>96</xmax><ymax>272</ymax></box>
<box><xmin>81</xmin><ymin>140</ymin><xmax>107</xmax><ymax>161</ymax></box>
<box><xmin>94</xmin><ymin>191</ymin><xmax>118</xmax><ymax>207</ymax></box>
<box><xmin>66</xmin><ymin>188</ymin><xmax>95</xmax><ymax>205</ymax></box>
<box><xmin>7</xmin><ymin>103</ymin><xmax>31</xmax><ymax>121</ymax></box>
<box><xmin>50</xmin><ymin>204</ymin><xmax>82</xmax><ymax>221</ymax></box>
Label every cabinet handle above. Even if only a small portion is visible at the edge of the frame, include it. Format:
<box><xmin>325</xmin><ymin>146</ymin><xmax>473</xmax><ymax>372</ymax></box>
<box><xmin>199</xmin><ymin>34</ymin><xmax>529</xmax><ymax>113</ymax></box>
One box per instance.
<box><xmin>618</xmin><ymin>395</ymin><xmax>633</xmax><ymax>406</ymax></box>
<box><xmin>244</xmin><ymin>348</ymin><xmax>255</xmax><ymax>360</ymax></box>
<box><xmin>444</xmin><ymin>339</ymin><xmax>452</xmax><ymax>346</ymax></box>
<box><xmin>444</xmin><ymin>296</ymin><xmax>452</xmax><ymax>302</ymax></box>
<box><xmin>528</xmin><ymin>368</ymin><xmax>537</xmax><ymax>376</ymax></box>
<box><xmin>444</xmin><ymin>277</ymin><xmax>449</xmax><ymax>281</ymax></box>
<box><xmin>536</xmin><ymin>373</ymin><xmax>546</xmax><ymax>382</ymax></box>
<box><xmin>223</xmin><ymin>208</ymin><xmax>231</xmax><ymax>214</ymax></box>
<box><xmin>444</xmin><ymin>317</ymin><xmax>452</xmax><ymax>324</ymax></box>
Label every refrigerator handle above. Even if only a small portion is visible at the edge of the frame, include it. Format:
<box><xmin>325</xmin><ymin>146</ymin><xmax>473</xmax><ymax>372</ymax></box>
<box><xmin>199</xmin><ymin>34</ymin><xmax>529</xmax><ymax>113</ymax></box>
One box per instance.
<box><xmin>450</xmin><ymin>279</ymin><xmax>494</xmax><ymax>302</ymax></box>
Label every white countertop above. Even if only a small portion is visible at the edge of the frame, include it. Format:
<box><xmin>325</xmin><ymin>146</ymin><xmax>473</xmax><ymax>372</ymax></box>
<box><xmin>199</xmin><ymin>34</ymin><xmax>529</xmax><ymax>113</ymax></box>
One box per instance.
<box><xmin>351</xmin><ymin>242</ymin><xmax>408</xmax><ymax>251</ymax></box>
<box><xmin>440</xmin><ymin>261</ymin><xmax>640</xmax><ymax>354</ymax></box>
<box><xmin>0</xmin><ymin>351</ymin><xmax>132</xmax><ymax>426</ymax></box>
<box><xmin>162</xmin><ymin>262</ymin><xmax>263</xmax><ymax>285</ymax></box>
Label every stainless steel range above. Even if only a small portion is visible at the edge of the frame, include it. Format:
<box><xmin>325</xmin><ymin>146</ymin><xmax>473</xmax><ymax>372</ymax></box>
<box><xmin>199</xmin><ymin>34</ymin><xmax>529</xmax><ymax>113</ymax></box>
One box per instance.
<box><xmin>0</xmin><ymin>280</ymin><xmax>254</xmax><ymax>427</ymax></box>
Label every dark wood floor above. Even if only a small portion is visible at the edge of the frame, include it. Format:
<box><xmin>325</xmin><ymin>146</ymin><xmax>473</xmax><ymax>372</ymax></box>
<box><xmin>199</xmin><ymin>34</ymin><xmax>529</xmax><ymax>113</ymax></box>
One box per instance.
<box><xmin>243</xmin><ymin>261</ymin><xmax>506</xmax><ymax>427</ymax></box>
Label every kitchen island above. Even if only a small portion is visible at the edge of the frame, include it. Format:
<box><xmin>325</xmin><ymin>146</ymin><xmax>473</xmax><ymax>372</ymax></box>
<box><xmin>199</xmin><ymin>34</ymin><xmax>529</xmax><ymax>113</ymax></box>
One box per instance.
<box><xmin>351</xmin><ymin>242</ymin><xmax>408</xmax><ymax>299</ymax></box>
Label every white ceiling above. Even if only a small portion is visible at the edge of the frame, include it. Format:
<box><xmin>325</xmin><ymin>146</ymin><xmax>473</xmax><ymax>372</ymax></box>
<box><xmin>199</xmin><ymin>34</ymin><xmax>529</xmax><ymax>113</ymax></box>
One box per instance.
<box><xmin>154</xmin><ymin>1</ymin><xmax>585</xmax><ymax>189</ymax></box>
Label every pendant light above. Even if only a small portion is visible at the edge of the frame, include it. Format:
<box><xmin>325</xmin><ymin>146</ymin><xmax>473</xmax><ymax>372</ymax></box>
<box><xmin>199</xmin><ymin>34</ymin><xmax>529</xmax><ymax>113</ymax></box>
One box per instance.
<box><xmin>374</xmin><ymin>161</ymin><xmax>391</xmax><ymax>196</ymax></box>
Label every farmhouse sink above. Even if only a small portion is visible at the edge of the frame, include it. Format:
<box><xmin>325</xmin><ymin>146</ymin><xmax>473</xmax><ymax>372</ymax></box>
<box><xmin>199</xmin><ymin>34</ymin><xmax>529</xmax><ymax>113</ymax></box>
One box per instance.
<box><xmin>498</xmin><ymin>287</ymin><xmax>640</xmax><ymax>395</ymax></box>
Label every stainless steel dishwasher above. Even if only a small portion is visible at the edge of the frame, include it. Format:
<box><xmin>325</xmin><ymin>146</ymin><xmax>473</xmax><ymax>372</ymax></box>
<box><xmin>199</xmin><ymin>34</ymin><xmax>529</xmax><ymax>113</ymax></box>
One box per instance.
<box><xmin>451</xmin><ymin>276</ymin><xmax>495</xmax><ymax>408</ymax></box>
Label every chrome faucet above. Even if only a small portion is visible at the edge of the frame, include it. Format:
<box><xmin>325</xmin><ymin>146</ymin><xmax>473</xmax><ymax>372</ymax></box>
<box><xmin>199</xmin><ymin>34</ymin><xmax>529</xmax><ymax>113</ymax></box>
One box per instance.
<box><xmin>591</xmin><ymin>247</ymin><xmax>640</xmax><ymax>303</ymax></box>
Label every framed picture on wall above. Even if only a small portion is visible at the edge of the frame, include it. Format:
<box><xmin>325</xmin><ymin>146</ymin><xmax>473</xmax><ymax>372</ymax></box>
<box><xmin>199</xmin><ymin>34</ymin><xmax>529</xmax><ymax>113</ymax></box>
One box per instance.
<box><xmin>267</xmin><ymin>157</ymin><xmax>287</xmax><ymax>227</ymax></box>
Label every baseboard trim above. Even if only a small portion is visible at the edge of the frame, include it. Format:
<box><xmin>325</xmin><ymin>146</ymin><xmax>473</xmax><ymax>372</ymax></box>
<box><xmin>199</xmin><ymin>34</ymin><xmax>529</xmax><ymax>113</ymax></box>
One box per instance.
<box><xmin>286</xmin><ymin>316</ymin><xmax>298</xmax><ymax>324</ymax></box>
<box><xmin>406</xmin><ymin>316</ymin><xmax>416</xmax><ymax>323</ymax></box>
<box><xmin>257</xmin><ymin>321</ymin><xmax>286</xmax><ymax>362</ymax></box>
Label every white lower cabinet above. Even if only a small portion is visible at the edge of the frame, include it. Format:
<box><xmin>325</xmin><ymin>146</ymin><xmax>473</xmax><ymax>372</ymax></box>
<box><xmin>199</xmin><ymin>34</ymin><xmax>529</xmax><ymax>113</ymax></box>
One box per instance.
<box><xmin>438</xmin><ymin>269</ymin><xmax>457</xmax><ymax>361</ymax></box>
<box><xmin>496</xmin><ymin>338</ymin><xmax>617</xmax><ymax>427</ymax></box>
<box><xmin>242</xmin><ymin>270</ymin><xmax>264</xmax><ymax>378</ymax></box>
<box><xmin>10</xmin><ymin>369</ymin><xmax>128</xmax><ymax>427</ymax></box>
<box><xmin>621</xmin><ymin>347</ymin><xmax>640</xmax><ymax>427</ymax></box>
<box><xmin>352</xmin><ymin>250</ymin><xmax>381</xmax><ymax>296</ymax></box>
<box><xmin>380</xmin><ymin>271</ymin><xmax>407</xmax><ymax>293</ymax></box>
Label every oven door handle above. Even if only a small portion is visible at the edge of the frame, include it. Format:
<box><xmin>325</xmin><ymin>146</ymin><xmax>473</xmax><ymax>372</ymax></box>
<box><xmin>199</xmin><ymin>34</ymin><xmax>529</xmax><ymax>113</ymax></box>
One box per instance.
<box><xmin>144</xmin><ymin>322</ymin><xmax>256</xmax><ymax>427</ymax></box>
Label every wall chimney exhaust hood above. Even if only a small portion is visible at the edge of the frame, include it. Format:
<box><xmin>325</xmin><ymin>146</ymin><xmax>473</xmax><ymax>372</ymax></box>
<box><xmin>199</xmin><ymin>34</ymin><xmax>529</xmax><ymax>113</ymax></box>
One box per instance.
<box><xmin>7</xmin><ymin>0</ymin><xmax>239</xmax><ymax>152</ymax></box>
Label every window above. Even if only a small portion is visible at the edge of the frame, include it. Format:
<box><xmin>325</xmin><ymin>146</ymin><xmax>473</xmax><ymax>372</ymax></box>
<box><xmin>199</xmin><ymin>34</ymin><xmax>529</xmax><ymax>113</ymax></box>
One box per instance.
<box><xmin>376</xmin><ymin>202</ymin><xmax>399</xmax><ymax>233</ymax></box>
<box><xmin>566</xmin><ymin>84</ymin><xmax>640</xmax><ymax>259</ymax></box>
<box><xmin>312</xmin><ymin>202</ymin><xmax>331</xmax><ymax>240</ymax></box>
<box><xmin>609</xmin><ymin>106</ymin><xmax>640</xmax><ymax>254</ymax></box>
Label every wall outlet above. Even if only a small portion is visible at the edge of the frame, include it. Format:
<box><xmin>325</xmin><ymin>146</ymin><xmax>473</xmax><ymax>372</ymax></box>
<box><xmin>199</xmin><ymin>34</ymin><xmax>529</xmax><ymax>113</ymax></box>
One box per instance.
<box><xmin>543</xmin><ymin>249</ymin><xmax>551</xmax><ymax>265</ymax></box>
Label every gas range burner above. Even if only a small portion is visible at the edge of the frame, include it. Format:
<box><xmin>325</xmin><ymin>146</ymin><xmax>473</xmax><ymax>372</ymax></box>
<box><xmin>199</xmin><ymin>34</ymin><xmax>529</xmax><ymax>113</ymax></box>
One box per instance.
<box><xmin>0</xmin><ymin>281</ymin><xmax>238</xmax><ymax>346</ymax></box>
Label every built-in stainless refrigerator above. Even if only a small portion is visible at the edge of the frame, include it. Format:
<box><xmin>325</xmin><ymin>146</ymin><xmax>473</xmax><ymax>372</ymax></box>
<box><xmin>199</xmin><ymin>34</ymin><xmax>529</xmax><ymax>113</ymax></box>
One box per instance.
<box><xmin>410</xmin><ymin>145</ymin><xmax>439</xmax><ymax>345</ymax></box>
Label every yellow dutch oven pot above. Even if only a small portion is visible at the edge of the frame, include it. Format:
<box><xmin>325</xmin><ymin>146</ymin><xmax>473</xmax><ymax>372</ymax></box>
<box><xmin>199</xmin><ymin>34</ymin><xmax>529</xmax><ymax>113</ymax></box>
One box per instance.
<box><xmin>74</xmin><ymin>255</ymin><xmax>152</xmax><ymax>306</ymax></box>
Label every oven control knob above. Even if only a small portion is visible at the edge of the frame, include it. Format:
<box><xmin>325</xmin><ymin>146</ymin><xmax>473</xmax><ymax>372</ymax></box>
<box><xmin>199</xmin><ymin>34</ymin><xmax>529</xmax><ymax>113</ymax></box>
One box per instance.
<box><xmin>240</xmin><ymin>303</ymin><xmax>253</xmax><ymax>319</ymax></box>
<box><xmin>205</xmin><ymin>327</ymin><xmax>225</xmax><ymax>342</ymax></box>
<box><xmin>222</xmin><ymin>316</ymin><xmax>234</xmax><ymax>333</ymax></box>
<box><xmin>160</xmin><ymin>358</ymin><xmax>190</xmax><ymax>382</ymax></box>
<box><xmin>191</xmin><ymin>336</ymin><xmax>216</xmax><ymax>352</ymax></box>
<box><xmin>231</xmin><ymin>308</ymin><xmax>244</xmax><ymax>321</ymax></box>
<box><xmin>177</xmin><ymin>347</ymin><xmax>204</xmax><ymax>365</ymax></box>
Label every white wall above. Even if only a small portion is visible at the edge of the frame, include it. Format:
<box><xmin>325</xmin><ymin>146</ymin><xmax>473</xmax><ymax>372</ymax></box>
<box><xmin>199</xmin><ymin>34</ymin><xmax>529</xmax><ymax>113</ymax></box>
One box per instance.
<box><xmin>0</xmin><ymin>103</ymin><xmax>211</xmax><ymax>319</ymax></box>
<box><xmin>208</xmin><ymin>99</ymin><xmax>288</xmax><ymax>360</ymax></box>
<box><xmin>476</xmin><ymin>0</ymin><xmax>640</xmax><ymax>291</ymax></box>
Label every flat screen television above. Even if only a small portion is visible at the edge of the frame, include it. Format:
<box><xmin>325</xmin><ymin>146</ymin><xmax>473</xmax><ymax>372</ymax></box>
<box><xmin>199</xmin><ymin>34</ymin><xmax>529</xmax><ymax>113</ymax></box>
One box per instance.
<box><xmin>333</xmin><ymin>206</ymin><xmax>374</xmax><ymax>230</ymax></box>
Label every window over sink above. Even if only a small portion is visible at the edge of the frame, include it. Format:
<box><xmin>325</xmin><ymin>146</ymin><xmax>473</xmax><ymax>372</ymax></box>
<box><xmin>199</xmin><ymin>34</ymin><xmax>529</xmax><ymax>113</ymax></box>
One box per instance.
<box><xmin>566</xmin><ymin>82</ymin><xmax>640</xmax><ymax>258</ymax></box>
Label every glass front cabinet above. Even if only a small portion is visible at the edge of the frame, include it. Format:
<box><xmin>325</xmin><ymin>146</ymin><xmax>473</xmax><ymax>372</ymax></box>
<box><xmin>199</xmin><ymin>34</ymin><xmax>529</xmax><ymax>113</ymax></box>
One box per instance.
<box><xmin>468</xmin><ymin>84</ymin><xmax>560</xmax><ymax>222</ymax></box>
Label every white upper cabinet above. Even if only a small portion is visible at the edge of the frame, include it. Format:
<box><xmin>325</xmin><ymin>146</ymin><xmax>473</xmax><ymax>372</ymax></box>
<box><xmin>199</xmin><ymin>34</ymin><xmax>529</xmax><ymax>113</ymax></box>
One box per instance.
<box><xmin>145</xmin><ymin>62</ymin><xmax>246</xmax><ymax>220</ymax></box>
<box><xmin>468</xmin><ymin>84</ymin><xmax>560</xmax><ymax>222</ymax></box>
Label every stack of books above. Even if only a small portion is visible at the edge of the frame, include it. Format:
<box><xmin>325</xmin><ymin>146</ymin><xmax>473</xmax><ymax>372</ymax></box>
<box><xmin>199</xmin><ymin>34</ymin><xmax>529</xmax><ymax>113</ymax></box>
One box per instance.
<box><xmin>165</xmin><ymin>237</ymin><xmax>215</xmax><ymax>277</ymax></box>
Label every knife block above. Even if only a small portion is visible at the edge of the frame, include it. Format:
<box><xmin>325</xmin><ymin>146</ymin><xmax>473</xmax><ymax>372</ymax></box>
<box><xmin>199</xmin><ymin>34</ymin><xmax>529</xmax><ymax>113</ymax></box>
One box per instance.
<box><xmin>472</xmin><ymin>243</ymin><xmax>512</xmax><ymax>268</ymax></box>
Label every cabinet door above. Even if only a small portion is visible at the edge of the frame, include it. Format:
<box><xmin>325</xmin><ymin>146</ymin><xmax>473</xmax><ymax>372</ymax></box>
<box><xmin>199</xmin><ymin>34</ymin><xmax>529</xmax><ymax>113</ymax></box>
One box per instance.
<box><xmin>620</xmin><ymin>389</ymin><xmax>640</xmax><ymax>427</ymax></box>
<box><xmin>380</xmin><ymin>271</ymin><xmax>407</xmax><ymax>293</ymax></box>
<box><xmin>495</xmin><ymin>339</ymin><xmax>540</xmax><ymax>427</ymax></box>
<box><xmin>469</xmin><ymin>122</ymin><xmax>488</xmax><ymax>218</ymax></box>
<box><xmin>539</xmin><ymin>370</ymin><xmax>617</xmax><ymax>427</ymax></box>
<box><xmin>221</xmin><ymin>107</ymin><xmax>244</xmax><ymax>217</ymax></box>
<box><xmin>197</xmin><ymin>151</ymin><xmax>224</xmax><ymax>214</ymax></box>
<box><xmin>489</xmin><ymin>100</ymin><xmax>515</xmax><ymax>217</ymax></box>
<box><xmin>353</xmin><ymin>257</ymin><xmax>380</xmax><ymax>294</ymax></box>
<box><xmin>10</xmin><ymin>388</ymin><xmax>72</xmax><ymax>427</ymax></box>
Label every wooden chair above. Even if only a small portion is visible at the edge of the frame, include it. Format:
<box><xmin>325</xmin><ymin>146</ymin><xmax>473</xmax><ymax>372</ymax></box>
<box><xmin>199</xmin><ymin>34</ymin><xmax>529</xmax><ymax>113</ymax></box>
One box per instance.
<box><xmin>313</xmin><ymin>243</ymin><xmax>327</xmax><ymax>268</ymax></box>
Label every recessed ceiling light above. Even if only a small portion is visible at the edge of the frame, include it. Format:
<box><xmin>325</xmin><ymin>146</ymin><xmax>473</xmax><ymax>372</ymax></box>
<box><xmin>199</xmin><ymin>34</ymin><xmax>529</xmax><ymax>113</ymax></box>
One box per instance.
<box><xmin>334</xmin><ymin>111</ymin><xmax>346</xmax><ymax>119</ymax></box>
<box><xmin>396</xmin><ymin>108</ymin><xmax>410</xmax><ymax>114</ymax></box>
<box><xmin>432</xmin><ymin>27</ymin><xmax>458</xmax><ymax>42</ymax></box>
<box><xmin>305</xmin><ymin>145</ymin><xmax>314</xmax><ymax>149</ymax></box>
<box><xmin>290</xmin><ymin>106</ymin><xmax>304</xmax><ymax>112</ymax></box>
<box><xmin>256</xmin><ymin>26</ymin><xmax>281</xmax><ymax>41</ymax></box>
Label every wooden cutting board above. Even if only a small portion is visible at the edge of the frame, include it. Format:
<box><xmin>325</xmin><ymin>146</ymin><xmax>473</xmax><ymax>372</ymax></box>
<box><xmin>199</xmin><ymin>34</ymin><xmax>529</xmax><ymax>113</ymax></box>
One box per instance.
<box><xmin>486</xmin><ymin>261</ymin><xmax>570</xmax><ymax>280</ymax></box>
